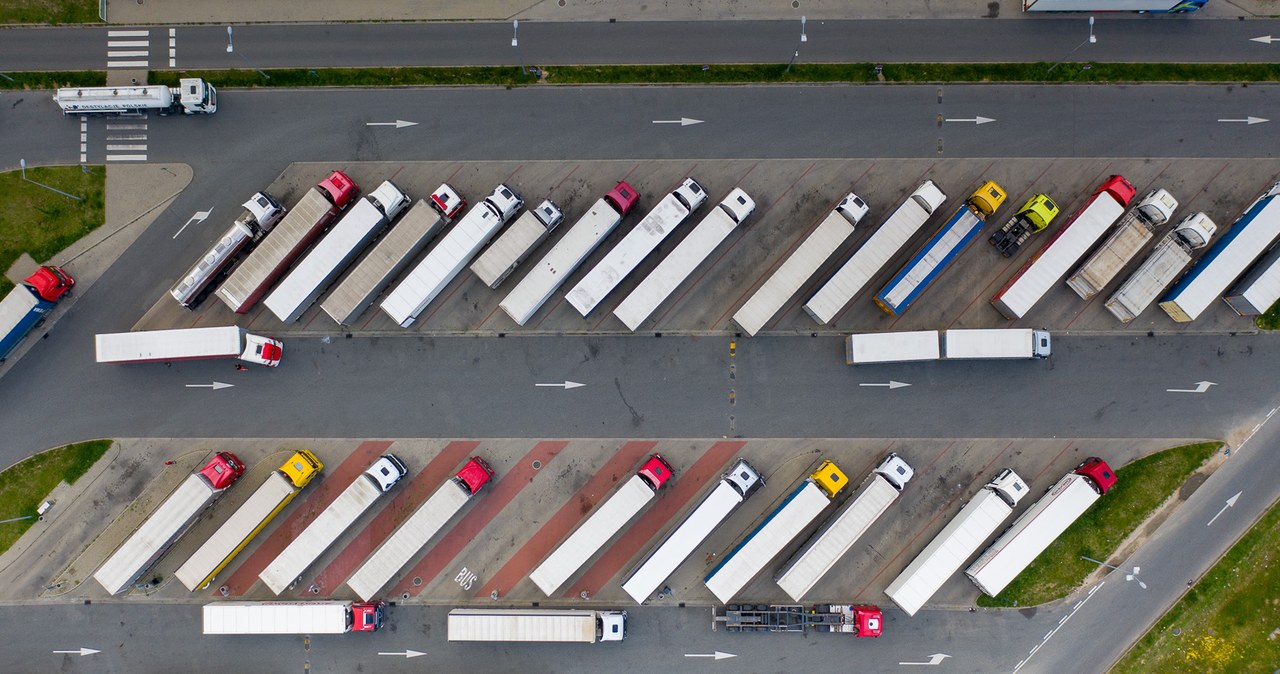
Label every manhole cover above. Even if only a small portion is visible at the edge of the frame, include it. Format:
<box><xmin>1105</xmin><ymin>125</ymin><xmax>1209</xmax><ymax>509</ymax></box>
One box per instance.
<box><xmin>532</xmin><ymin>460</ymin><xmax>542</xmax><ymax>470</ymax></box>
<box><xmin>412</xmin><ymin>576</ymin><xmax>423</xmax><ymax>586</ymax></box>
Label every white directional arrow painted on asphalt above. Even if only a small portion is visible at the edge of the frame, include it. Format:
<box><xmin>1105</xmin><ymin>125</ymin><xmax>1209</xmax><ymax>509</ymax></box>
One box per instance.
<box><xmin>860</xmin><ymin>381</ymin><xmax>911</xmax><ymax>389</ymax></box>
<box><xmin>1207</xmin><ymin>491</ymin><xmax>1242</xmax><ymax>526</ymax></box>
<box><xmin>377</xmin><ymin>649</ymin><xmax>426</xmax><ymax>658</ymax></box>
<box><xmin>53</xmin><ymin>648</ymin><xmax>100</xmax><ymax>656</ymax></box>
<box><xmin>1166</xmin><ymin>380</ymin><xmax>1216</xmax><ymax>393</ymax></box>
<box><xmin>173</xmin><ymin>208</ymin><xmax>212</xmax><ymax>239</ymax></box>
<box><xmin>185</xmin><ymin>382</ymin><xmax>235</xmax><ymax>390</ymax></box>
<box><xmin>684</xmin><ymin>651</ymin><xmax>737</xmax><ymax>660</ymax></box>
<box><xmin>652</xmin><ymin>118</ymin><xmax>704</xmax><ymax>126</ymax></box>
<box><xmin>535</xmin><ymin>381</ymin><xmax>585</xmax><ymax>389</ymax></box>
<box><xmin>900</xmin><ymin>653</ymin><xmax>951</xmax><ymax>666</ymax></box>
<box><xmin>1217</xmin><ymin>117</ymin><xmax>1268</xmax><ymax>125</ymax></box>
<box><xmin>943</xmin><ymin>116</ymin><xmax>996</xmax><ymax>125</ymax></box>
<box><xmin>366</xmin><ymin>120</ymin><xmax>419</xmax><ymax>128</ymax></box>
<box><xmin>1250</xmin><ymin>35</ymin><xmax>1280</xmax><ymax>44</ymax></box>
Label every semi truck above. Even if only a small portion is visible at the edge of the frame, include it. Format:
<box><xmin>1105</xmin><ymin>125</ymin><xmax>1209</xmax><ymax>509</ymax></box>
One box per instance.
<box><xmin>202</xmin><ymin>600</ymin><xmax>384</xmax><ymax>634</ymax></box>
<box><xmin>992</xmin><ymin>176</ymin><xmax>1137</xmax><ymax>320</ymax></box>
<box><xmin>844</xmin><ymin>330</ymin><xmax>940</xmax><ymax>365</ymax></box>
<box><xmin>966</xmin><ymin>458</ymin><xmax>1116</xmax><ymax>597</ymax></box>
<box><xmin>714</xmin><ymin>604</ymin><xmax>882</xmax><ymax>637</ymax></box>
<box><xmin>1024</xmin><ymin>0</ymin><xmax>1208</xmax><ymax>11</ymax></box>
<box><xmin>988</xmin><ymin>194</ymin><xmax>1061</xmax><ymax>258</ymax></box>
<box><xmin>469</xmin><ymin>199</ymin><xmax>565</xmax><ymax>289</ymax></box>
<box><xmin>883</xmin><ymin>468</ymin><xmax>1027</xmax><ymax>616</ymax></box>
<box><xmin>259</xmin><ymin>455</ymin><xmax>408</xmax><ymax>595</ymax></box>
<box><xmin>94</xmin><ymin>326</ymin><xmax>283</xmax><ymax>367</ymax></box>
<box><xmin>566</xmin><ymin>178</ymin><xmax>707</xmax><ymax>316</ymax></box>
<box><xmin>942</xmin><ymin>328</ymin><xmax>1052</xmax><ymax>360</ymax></box>
<box><xmin>174</xmin><ymin>451</ymin><xmax>324</xmax><ymax>591</ymax></box>
<box><xmin>0</xmin><ymin>265</ymin><xmax>74</xmax><ymax>363</ymax></box>
<box><xmin>732</xmin><ymin>193</ymin><xmax>868</xmax><ymax>336</ymax></box>
<box><xmin>1104</xmin><ymin>213</ymin><xmax>1216</xmax><ymax>323</ymax></box>
<box><xmin>530</xmin><ymin>455</ymin><xmax>674</xmax><ymax>596</ymax></box>
<box><xmin>170</xmin><ymin>193</ymin><xmax>285</xmax><ymax>309</ymax></box>
<box><xmin>1066</xmin><ymin>188</ymin><xmax>1179</xmax><ymax>300</ymax></box>
<box><xmin>776</xmin><ymin>454</ymin><xmax>913</xmax><ymax>602</ymax></box>
<box><xmin>621</xmin><ymin>459</ymin><xmax>763</xmax><ymax>604</ymax></box>
<box><xmin>54</xmin><ymin>78</ymin><xmax>217</xmax><ymax>115</ymax></box>
<box><xmin>1224</xmin><ymin>243</ymin><xmax>1280</xmax><ymax>316</ymax></box>
<box><xmin>499</xmin><ymin>182</ymin><xmax>640</xmax><ymax>326</ymax></box>
<box><xmin>346</xmin><ymin>457</ymin><xmax>493</xmax><ymax>601</ymax></box>
<box><xmin>93</xmin><ymin>452</ymin><xmax>246</xmax><ymax>595</ymax></box>
<box><xmin>704</xmin><ymin>461</ymin><xmax>848</xmax><ymax>604</ymax></box>
<box><xmin>380</xmin><ymin>185</ymin><xmax>524</xmax><ymax>327</ymax></box>
<box><xmin>613</xmin><ymin>189</ymin><xmax>756</xmax><ymax>331</ymax></box>
<box><xmin>804</xmin><ymin>181</ymin><xmax>948</xmax><ymax>325</ymax></box>
<box><xmin>1161</xmin><ymin>182</ymin><xmax>1280</xmax><ymax>322</ymax></box>
<box><xmin>447</xmin><ymin>608</ymin><xmax>626</xmax><ymax>643</ymax></box>
<box><xmin>216</xmin><ymin>171</ymin><xmax>359</xmax><ymax>314</ymax></box>
<box><xmin>874</xmin><ymin>181</ymin><xmax>1006</xmax><ymax>317</ymax></box>
<box><xmin>264</xmin><ymin>181</ymin><xmax>411</xmax><ymax>324</ymax></box>
<box><xmin>320</xmin><ymin>187</ymin><xmax>466</xmax><ymax>326</ymax></box>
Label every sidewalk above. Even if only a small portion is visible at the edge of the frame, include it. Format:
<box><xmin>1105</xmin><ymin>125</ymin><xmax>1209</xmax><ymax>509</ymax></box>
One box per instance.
<box><xmin>102</xmin><ymin>0</ymin><xmax>1273</xmax><ymax>25</ymax></box>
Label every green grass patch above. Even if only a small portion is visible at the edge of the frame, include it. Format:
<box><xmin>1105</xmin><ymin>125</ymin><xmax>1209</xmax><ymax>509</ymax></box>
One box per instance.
<box><xmin>0</xmin><ymin>439</ymin><xmax>112</xmax><ymax>554</ymax></box>
<box><xmin>977</xmin><ymin>442</ymin><xmax>1222</xmax><ymax>608</ymax></box>
<box><xmin>0</xmin><ymin>71</ymin><xmax>105</xmax><ymax>90</ymax></box>
<box><xmin>0</xmin><ymin>164</ymin><xmax>106</xmax><ymax>297</ymax></box>
<box><xmin>1113</xmin><ymin>491</ymin><xmax>1280</xmax><ymax>673</ymax></box>
<box><xmin>0</xmin><ymin>0</ymin><xmax>100</xmax><ymax>24</ymax></box>
<box><xmin>1256</xmin><ymin>299</ymin><xmax>1280</xmax><ymax>330</ymax></box>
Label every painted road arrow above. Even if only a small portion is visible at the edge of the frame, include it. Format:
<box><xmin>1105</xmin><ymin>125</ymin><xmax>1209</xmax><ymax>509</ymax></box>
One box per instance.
<box><xmin>366</xmin><ymin>120</ymin><xmax>419</xmax><ymax>128</ymax></box>
<box><xmin>684</xmin><ymin>651</ymin><xmax>737</xmax><ymax>660</ymax></box>
<box><xmin>1217</xmin><ymin>117</ymin><xmax>1269</xmax><ymax>125</ymax></box>
<box><xmin>944</xmin><ymin>116</ymin><xmax>996</xmax><ymax>125</ymax></box>
<box><xmin>377</xmin><ymin>650</ymin><xmax>426</xmax><ymax>658</ymax></box>
<box><xmin>173</xmin><ymin>208</ymin><xmax>212</xmax><ymax>239</ymax></box>
<box><xmin>652</xmin><ymin>118</ymin><xmax>704</xmax><ymax>126</ymax></box>
<box><xmin>1206</xmin><ymin>491</ymin><xmax>1242</xmax><ymax>526</ymax></box>
<box><xmin>1166</xmin><ymin>381</ymin><xmax>1216</xmax><ymax>393</ymax></box>
<box><xmin>900</xmin><ymin>653</ymin><xmax>951</xmax><ymax>666</ymax></box>
<box><xmin>185</xmin><ymin>382</ymin><xmax>235</xmax><ymax>390</ymax></box>
<box><xmin>860</xmin><ymin>381</ymin><xmax>911</xmax><ymax>389</ymax></box>
<box><xmin>53</xmin><ymin>648</ymin><xmax>100</xmax><ymax>656</ymax></box>
<box><xmin>535</xmin><ymin>381</ymin><xmax>585</xmax><ymax>389</ymax></box>
<box><xmin>1250</xmin><ymin>35</ymin><xmax>1280</xmax><ymax>44</ymax></box>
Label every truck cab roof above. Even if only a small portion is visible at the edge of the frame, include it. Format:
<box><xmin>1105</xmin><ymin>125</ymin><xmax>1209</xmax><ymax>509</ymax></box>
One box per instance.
<box><xmin>431</xmin><ymin>183</ymin><xmax>466</xmax><ymax>219</ymax></box>
<box><xmin>810</xmin><ymin>460</ymin><xmax>849</xmax><ymax>499</ymax></box>
<box><xmin>456</xmin><ymin>456</ymin><xmax>495</xmax><ymax>495</ymax></box>
<box><xmin>24</xmin><ymin>266</ymin><xmax>75</xmax><ymax>302</ymax></box>
<box><xmin>1074</xmin><ymin>457</ymin><xmax>1117</xmax><ymax>494</ymax></box>
<box><xmin>836</xmin><ymin>192</ymin><xmax>870</xmax><ymax>225</ymax></box>
<box><xmin>1017</xmin><ymin>194</ymin><xmax>1059</xmax><ymax>231</ymax></box>
<box><xmin>1136</xmin><ymin>188</ymin><xmax>1178</xmax><ymax>226</ymax></box>
<box><xmin>988</xmin><ymin>468</ymin><xmax>1028</xmax><ymax>507</ymax></box>
<box><xmin>318</xmin><ymin>171</ymin><xmax>359</xmax><ymax>209</ymax></box>
<box><xmin>199</xmin><ymin>452</ymin><xmax>246</xmax><ymax>490</ymax></box>
<box><xmin>637</xmin><ymin>454</ymin><xmax>675</xmax><ymax>491</ymax></box>
<box><xmin>673</xmin><ymin>177</ymin><xmax>708</xmax><ymax>211</ymax></box>
<box><xmin>487</xmin><ymin>184</ymin><xmax>525</xmax><ymax>220</ymax></box>
<box><xmin>598</xmin><ymin>611</ymin><xmax>627</xmax><ymax>641</ymax></box>
<box><xmin>852</xmin><ymin>605</ymin><xmax>883</xmax><ymax>637</ymax></box>
<box><xmin>968</xmin><ymin>180</ymin><xmax>1007</xmax><ymax>217</ymax></box>
<box><xmin>875</xmin><ymin>453</ymin><xmax>914</xmax><ymax>491</ymax></box>
<box><xmin>243</xmin><ymin>192</ymin><xmax>285</xmax><ymax>231</ymax></box>
<box><xmin>723</xmin><ymin>459</ymin><xmax>763</xmax><ymax>498</ymax></box>
<box><xmin>366</xmin><ymin>454</ymin><xmax>409</xmax><ymax>492</ymax></box>
<box><xmin>910</xmin><ymin>180</ymin><xmax>948</xmax><ymax>215</ymax></box>
<box><xmin>352</xmin><ymin>601</ymin><xmax>385</xmax><ymax>632</ymax></box>
<box><xmin>605</xmin><ymin>181</ymin><xmax>640</xmax><ymax>215</ymax></box>
<box><xmin>368</xmin><ymin>181</ymin><xmax>411</xmax><ymax>220</ymax></box>
<box><xmin>280</xmin><ymin>450</ymin><xmax>324</xmax><ymax>488</ymax></box>
<box><xmin>532</xmin><ymin>199</ymin><xmax>565</xmax><ymax>231</ymax></box>
<box><xmin>1097</xmin><ymin>175</ymin><xmax>1137</xmax><ymax>207</ymax></box>
<box><xmin>1174</xmin><ymin>212</ymin><xmax>1216</xmax><ymax>249</ymax></box>
<box><xmin>720</xmin><ymin>188</ymin><xmax>756</xmax><ymax>224</ymax></box>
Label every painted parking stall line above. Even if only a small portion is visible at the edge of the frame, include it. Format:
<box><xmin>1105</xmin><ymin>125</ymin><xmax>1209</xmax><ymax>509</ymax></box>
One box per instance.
<box><xmin>217</xmin><ymin>440</ymin><xmax>394</xmax><ymax>596</ymax></box>
<box><xmin>303</xmin><ymin>440</ymin><xmax>480</xmax><ymax>596</ymax></box>
<box><xmin>475</xmin><ymin>440</ymin><xmax>658</xmax><ymax>599</ymax></box>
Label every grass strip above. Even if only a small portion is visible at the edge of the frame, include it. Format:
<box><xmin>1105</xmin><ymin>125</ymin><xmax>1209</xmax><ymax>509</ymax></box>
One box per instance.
<box><xmin>977</xmin><ymin>441</ymin><xmax>1222</xmax><ymax>608</ymax></box>
<box><xmin>1113</xmin><ymin>490</ymin><xmax>1280</xmax><ymax>672</ymax></box>
<box><xmin>0</xmin><ymin>440</ymin><xmax>113</xmax><ymax>554</ymax></box>
<box><xmin>0</xmin><ymin>165</ymin><xmax>106</xmax><ymax>297</ymax></box>
<box><xmin>0</xmin><ymin>0</ymin><xmax>100</xmax><ymax>25</ymax></box>
<box><xmin>1256</xmin><ymin>299</ymin><xmax>1280</xmax><ymax>330</ymax></box>
<box><xmin>0</xmin><ymin>71</ymin><xmax>104</xmax><ymax>90</ymax></box>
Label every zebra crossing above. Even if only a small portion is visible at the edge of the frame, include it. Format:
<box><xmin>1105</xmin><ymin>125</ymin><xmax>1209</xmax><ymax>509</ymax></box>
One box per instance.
<box><xmin>105</xmin><ymin>121</ymin><xmax>149</xmax><ymax>162</ymax></box>
<box><xmin>107</xmin><ymin>29</ymin><xmax>150</xmax><ymax>68</ymax></box>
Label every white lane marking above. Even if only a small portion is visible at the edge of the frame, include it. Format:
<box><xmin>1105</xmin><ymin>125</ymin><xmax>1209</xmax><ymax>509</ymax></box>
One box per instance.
<box><xmin>105</xmin><ymin>124</ymin><xmax>147</xmax><ymax>130</ymax></box>
<box><xmin>106</xmin><ymin>144</ymin><xmax>147</xmax><ymax>151</ymax></box>
<box><xmin>107</xmin><ymin>134</ymin><xmax>148</xmax><ymax>141</ymax></box>
<box><xmin>108</xmin><ymin>50</ymin><xmax>149</xmax><ymax>58</ymax></box>
<box><xmin>107</xmin><ymin>30</ymin><xmax>149</xmax><ymax>37</ymax></box>
<box><xmin>107</xmin><ymin>40</ymin><xmax>149</xmax><ymax>48</ymax></box>
<box><xmin>1012</xmin><ymin>581</ymin><xmax>1104</xmax><ymax>673</ymax></box>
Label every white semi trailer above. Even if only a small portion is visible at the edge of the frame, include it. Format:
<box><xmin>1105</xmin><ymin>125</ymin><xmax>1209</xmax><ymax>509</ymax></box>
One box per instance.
<box><xmin>447</xmin><ymin>608</ymin><xmax>627</xmax><ymax>643</ymax></box>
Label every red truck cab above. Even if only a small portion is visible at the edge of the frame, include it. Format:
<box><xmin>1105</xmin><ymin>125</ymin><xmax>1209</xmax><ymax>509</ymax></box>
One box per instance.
<box><xmin>1095</xmin><ymin>175</ymin><xmax>1136</xmax><ymax>208</ymax></box>
<box><xmin>1075</xmin><ymin>457</ymin><xmax>1117</xmax><ymax>495</ymax></box>
<box><xmin>431</xmin><ymin>183</ymin><xmax>467</xmax><ymax>219</ymax></box>
<box><xmin>456</xmin><ymin>456</ymin><xmax>495</xmax><ymax>496</ymax></box>
<box><xmin>351</xmin><ymin>601</ymin><xmax>385</xmax><ymax>632</ymax></box>
<box><xmin>318</xmin><ymin>170</ymin><xmax>359</xmax><ymax>210</ymax></box>
<box><xmin>852</xmin><ymin>605</ymin><xmax>883</xmax><ymax>637</ymax></box>
<box><xmin>605</xmin><ymin>181</ymin><xmax>640</xmax><ymax>216</ymax></box>
<box><xmin>199</xmin><ymin>452</ymin><xmax>246</xmax><ymax>491</ymax></box>
<box><xmin>26</xmin><ymin>266</ymin><xmax>75</xmax><ymax>302</ymax></box>
<box><xmin>637</xmin><ymin>454</ymin><xmax>674</xmax><ymax>491</ymax></box>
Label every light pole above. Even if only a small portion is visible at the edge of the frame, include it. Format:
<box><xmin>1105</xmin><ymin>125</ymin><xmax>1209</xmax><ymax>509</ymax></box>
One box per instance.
<box><xmin>226</xmin><ymin>25</ymin><xmax>269</xmax><ymax>79</ymax></box>
<box><xmin>784</xmin><ymin>16</ymin><xmax>807</xmax><ymax>74</ymax></box>
<box><xmin>19</xmin><ymin>159</ymin><xmax>83</xmax><ymax>201</ymax></box>
<box><xmin>512</xmin><ymin>19</ymin><xmax>527</xmax><ymax>75</ymax></box>
<box><xmin>1047</xmin><ymin>16</ymin><xmax>1096</xmax><ymax>73</ymax></box>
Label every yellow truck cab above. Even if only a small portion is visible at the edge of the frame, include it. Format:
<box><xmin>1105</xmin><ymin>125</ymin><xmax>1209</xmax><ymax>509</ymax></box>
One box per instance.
<box><xmin>968</xmin><ymin>180</ymin><xmax>1007</xmax><ymax>217</ymax></box>
<box><xmin>280</xmin><ymin>450</ymin><xmax>324</xmax><ymax>487</ymax></box>
<box><xmin>990</xmin><ymin>193</ymin><xmax>1061</xmax><ymax>257</ymax></box>
<box><xmin>810</xmin><ymin>460</ymin><xmax>849</xmax><ymax>499</ymax></box>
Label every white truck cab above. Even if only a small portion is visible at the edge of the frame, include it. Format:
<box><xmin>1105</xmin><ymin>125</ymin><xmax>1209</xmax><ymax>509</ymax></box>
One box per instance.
<box><xmin>1031</xmin><ymin>329</ymin><xmax>1052</xmax><ymax>358</ymax></box>
<box><xmin>876</xmin><ymin>454</ymin><xmax>915</xmax><ymax>491</ymax></box>
<box><xmin>598</xmin><ymin>611</ymin><xmax>628</xmax><ymax>642</ymax></box>
<box><xmin>367</xmin><ymin>181</ymin><xmax>411</xmax><ymax>221</ymax></box>
<box><xmin>241</xmin><ymin>334</ymin><xmax>284</xmax><ymax>367</ymax></box>
<box><xmin>836</xmin><ymin>192</ymin><xmax>871</xmax><ymax>226</ymax></box>
<box><xmin>673</xmin><ymin>178</ymin><xmax>708</xmax><ymax>211</ymax></box>
<box><xmin>724</xmin><ymin>459</ymin><xmax>764</xmax><ymax>497</ymax></box>
<box><xmin>531</xmin><ymin>199</ymin><xmax>565</xmax><ymax>231</ymax></box>
<box><xmin>488</xmin><ymin>184</ymin><xmax>524</xmax><ymax>220</ymax></box>
<box><xmin>365</xmin><ymin>455</ymin><xmax>408</xmax><ymax>492</ymax></box>
<box><xmin>721</xmin><ymin>188</ymin><xmax>756</xmax><ymax>223</ymax></box>
<box><xmin>988</xmin><ymin>469</ymin><xmax>1029</xmax><ymax>508</ymax></box>
<box><xmin>1135</xmin><ymin>188</ymin><xmax>1179</xmax><ymax>226</ymax></box>
<box><xmin>431</xmin><ymin>184</ymin><xmax>467</xmax><ymax>219</ymax></box>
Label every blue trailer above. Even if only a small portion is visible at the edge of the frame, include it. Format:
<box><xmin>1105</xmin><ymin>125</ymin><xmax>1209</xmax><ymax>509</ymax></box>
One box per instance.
<box><xmin>0</xmin><ymin>285</ymin><xmax>55</xmax><ymax>363</ymax></box>
<box><xmin>874</xmin><ymin>204</ymin><xmax>986</xmax><ymax>317</ymax></box>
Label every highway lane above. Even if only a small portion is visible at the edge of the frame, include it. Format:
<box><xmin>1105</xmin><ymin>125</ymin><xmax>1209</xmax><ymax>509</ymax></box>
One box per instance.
<box><xmin>6</xmin><ymin>84</ymin><xmax>1279</xmax><ymax>172</ymax></box>
<box><xmin>5</xmin><ymin>19</ymin><xmax>1280</xmax><ymax>72</ymax></box>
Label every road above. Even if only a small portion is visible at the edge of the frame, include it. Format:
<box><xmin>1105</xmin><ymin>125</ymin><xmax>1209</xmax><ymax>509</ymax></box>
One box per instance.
<box><xmin>7</xmin><ymin>20</ymin><xmax>1280</xmax><ymax>72</ymax></box>
<box><xmin>5</xmin><ymin>84</ymin><xmax>1280</xmax><ymax>171</ymax></box>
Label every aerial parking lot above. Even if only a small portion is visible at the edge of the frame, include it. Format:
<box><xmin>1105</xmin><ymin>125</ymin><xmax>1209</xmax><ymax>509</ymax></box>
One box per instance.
<box><xmin>134</xmin><ymin>158</ymin><xmax>1273</xmax><ymax>342</ymax></box>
